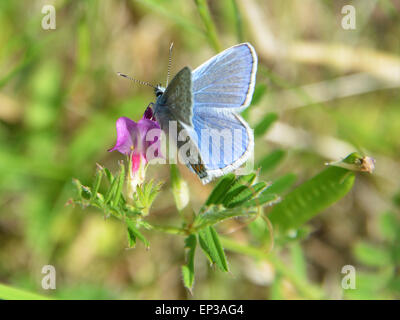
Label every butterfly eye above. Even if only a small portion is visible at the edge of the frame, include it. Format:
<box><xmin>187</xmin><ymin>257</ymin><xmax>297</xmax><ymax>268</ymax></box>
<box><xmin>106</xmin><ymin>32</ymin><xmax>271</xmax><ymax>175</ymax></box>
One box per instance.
<box><xmin>154</xmin><ymin>84</ymin><xmax>165</xmax><ymax>97</ymax></box>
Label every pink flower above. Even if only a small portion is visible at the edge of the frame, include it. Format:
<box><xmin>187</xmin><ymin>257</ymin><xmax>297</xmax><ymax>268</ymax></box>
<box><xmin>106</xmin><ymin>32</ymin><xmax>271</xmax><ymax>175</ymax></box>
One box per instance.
<box><xmin>109</xmin><ymin>106</ymin><xmax>161</xmax><ymax>193</ymax></box>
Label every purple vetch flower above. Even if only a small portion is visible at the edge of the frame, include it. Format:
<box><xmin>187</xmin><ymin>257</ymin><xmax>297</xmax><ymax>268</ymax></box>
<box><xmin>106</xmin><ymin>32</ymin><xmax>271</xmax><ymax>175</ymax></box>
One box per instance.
<box><xmin>108</xmin><ymin>106</ymin><xmax>162</xmax><ymax>193</ymax></box>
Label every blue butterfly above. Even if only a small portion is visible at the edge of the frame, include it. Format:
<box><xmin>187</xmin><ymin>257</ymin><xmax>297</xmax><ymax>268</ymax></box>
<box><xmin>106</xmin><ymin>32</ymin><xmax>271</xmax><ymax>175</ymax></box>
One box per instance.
<box><xmin>153</xmin><ymin>43</ymin><xmax>257</xmax><ymax>184</ymax></box>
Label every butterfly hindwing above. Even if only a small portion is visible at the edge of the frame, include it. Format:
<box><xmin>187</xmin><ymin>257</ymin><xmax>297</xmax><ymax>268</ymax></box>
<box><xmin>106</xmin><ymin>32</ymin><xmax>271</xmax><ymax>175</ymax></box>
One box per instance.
<box><xmin>191</xmin><ymin>109</ymin><xmax>254</xmax><ymax>183</ymax></box>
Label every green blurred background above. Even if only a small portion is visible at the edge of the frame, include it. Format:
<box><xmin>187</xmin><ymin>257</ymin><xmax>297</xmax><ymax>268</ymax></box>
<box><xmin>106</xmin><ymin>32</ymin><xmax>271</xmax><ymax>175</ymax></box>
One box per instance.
<box><xmin>0</xmin><ymin>0</ymin><xmax>400</xmax><ymax>299</ymax></box>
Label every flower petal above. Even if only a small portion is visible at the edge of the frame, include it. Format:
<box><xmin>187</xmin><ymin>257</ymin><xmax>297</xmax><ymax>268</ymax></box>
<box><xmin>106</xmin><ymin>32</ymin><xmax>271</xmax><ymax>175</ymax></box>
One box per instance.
<box><xmin>136</xmin><ymin>119</ymin><xmax>162</xmax><ymax>160</ymax></box>
<box><xmin>108</xmin><ymin>117</ymin><xmax>137</xmax><ymax>155</ymax></box>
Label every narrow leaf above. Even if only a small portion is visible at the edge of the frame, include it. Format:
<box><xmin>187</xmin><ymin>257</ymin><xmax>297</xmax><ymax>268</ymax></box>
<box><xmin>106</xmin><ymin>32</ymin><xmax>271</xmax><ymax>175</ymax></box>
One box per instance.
<box><xmin>227</xmin><ymin>173</ymin><xmax>257</xmax><ymax>194</ymax></box>
<box><xmin>241</xmin><ymin>193</ymin><xmax>280</xmax><ymax>209</ymax></box>
<box><xmin>182</xmin><ymin>234</ymin><xmax>197</xmax><ymax>292</ymax></box>
<box><xmin>222</xmin><ymin>185</ymin><xmax>248</xmax><ymax>207</ymax></box>
<box><xmin>251</xmin><ymin>83</ymin><xmax>268</xmax><ymax>107</ymax></box>
<box><xmin>198</xmin><ymin>226</ymin><xmax>229</xmax><ymax>272</ymax></box>
<box><xmin>265</xmin><ymin>173</ymin><xmax>297</xmax><ymax>195</ymax></box>
<box><xmin>226</xmin><ymin>182</ymin><xmax>268</xmax><ymax>208</ymax></box>
<box><xmin>0</xmin><ymin>283</ymin><xmax>52</xmax><ymax>300</ymax></box>
<box><xmin>112</xmin><ymin>161</ymin><xmax>125</xmax><ymax>206</ymax></box>
<box><xmin>126</xmin><ymin>219</ymin><xmax>149</xmax><ymax>248</ymax></box>
<box><xmin>353</xmin><ymin>242</ymin><xmax>392</xmax><ymax>267</ymax></box>
<box><xmin>104</xmin><ymin>168</ymin><xmax>114</xmax><ymax>184</ymax></box>
<box><xmin>72</xmin><ymin>178</ymin><xmax>84</xmax><ymax>200</ymax></box>
<box><xmin>195</xmin><ymin>207</ymin><xmax>257</xmax><ymax>229</ymax></box>
<box><xmin>205</xmin><ymin>173</ymin><xmax>236</xmax><ymax>205</ymax></box>
<box><xmin>104</xmin><ymin>171</ymin><xmax>119</xmax><ymax>204</ymax></box>
<box><xmin>254</xmin><ymin>112</ymin><xmax>278</xmax><ymax>137</ymax></box>
<box><xmin>91</xmin><ymin>164</ymin><xmax>104</xmax><ymax>201</ymax></box>
<box><xmin>258</xmin><ymin>149</ymin><xmax>286</xmax><ymax>173</ymax></box>
<box><xmin>290</xmin><ymin>243</ymin><xmax>307</xmax><ymax>278</ymax></box>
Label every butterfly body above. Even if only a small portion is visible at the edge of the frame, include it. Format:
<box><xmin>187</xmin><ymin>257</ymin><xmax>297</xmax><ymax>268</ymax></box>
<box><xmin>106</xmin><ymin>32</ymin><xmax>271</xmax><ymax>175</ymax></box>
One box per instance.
<box><xmin>153</xmin><ymin>43</ymin><xmax>257</xmax><ymax>184</ymax></box>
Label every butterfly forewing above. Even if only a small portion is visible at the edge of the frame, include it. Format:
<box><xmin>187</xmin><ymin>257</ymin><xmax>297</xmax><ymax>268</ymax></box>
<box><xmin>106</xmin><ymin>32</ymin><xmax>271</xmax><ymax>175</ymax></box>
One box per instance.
<box><xmin>192</xmin><ymin>43</ymin><xmax>257</xmax><ymax>112</ymax></box>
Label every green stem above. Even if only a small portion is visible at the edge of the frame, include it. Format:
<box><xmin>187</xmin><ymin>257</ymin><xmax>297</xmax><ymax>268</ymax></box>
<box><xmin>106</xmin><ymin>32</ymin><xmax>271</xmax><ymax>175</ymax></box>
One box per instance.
<box><xmin>193</xmin><ymin>0</ymin><xmax>221</xmax><ymax>52</ymax></box>
<box><xmin>149</xmin><ymin>223</ymin><xmax>187</xmax><ymax>235</ymax></box>
<box><xmin>220</xmin><ymin>237</ymin><xmax>325</xmax><ymax>300</ymax></box>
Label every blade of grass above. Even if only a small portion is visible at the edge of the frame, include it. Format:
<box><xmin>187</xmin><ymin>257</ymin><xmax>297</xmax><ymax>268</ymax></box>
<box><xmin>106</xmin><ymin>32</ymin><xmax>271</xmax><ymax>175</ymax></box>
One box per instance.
<box><xmin>135</xmin><ymin>0</ymin><xmax>202</xmax><ymax>35</ymax></box>
<box><xmin>231</xmin><ymin>0</ymin><xmax>244</xmax><ymax>43</ymax></box>
<box><xmin>193</xmin><ymin>0</ymin><xmax>221</xmax><ymax>52</ymax></box>
<box><xmin>0</xmin><ymin>283</ymin><xmax>52</xmax><ymax>300</ymax></box>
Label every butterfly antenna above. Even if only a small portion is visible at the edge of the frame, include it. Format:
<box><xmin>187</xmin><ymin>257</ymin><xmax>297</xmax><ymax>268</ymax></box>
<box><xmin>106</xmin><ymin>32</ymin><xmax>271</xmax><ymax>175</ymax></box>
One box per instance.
<box><xmin>166</xmin><ymin>42</ymin><xmax>174</xmax><ymax>87</ymax></box>
<box><xmin>117</xmin><ymin>72</ymin><xmax>156</xmax><ymax>89</ymax></box>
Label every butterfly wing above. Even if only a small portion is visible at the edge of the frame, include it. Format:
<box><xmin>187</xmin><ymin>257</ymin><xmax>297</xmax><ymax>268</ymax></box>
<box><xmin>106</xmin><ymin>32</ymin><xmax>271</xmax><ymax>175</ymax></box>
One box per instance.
<box><xmin>192</xmin><ymin>43</ymin><xmax>257</xmax><ymax>112</ymax></box>
<box><xmin>159</xmin><ymin>66</ymin><xmax>193</xmax><ymax>126</ymax></box>
<box><xmin>154</xmin><ymin>66</ymin><xmax>209</xmax><ymax>180</ymax></box>
<box><xmin>189</xmin><ymin>108</ymin><xmax>254</xmax><ymax>184</ymax></box>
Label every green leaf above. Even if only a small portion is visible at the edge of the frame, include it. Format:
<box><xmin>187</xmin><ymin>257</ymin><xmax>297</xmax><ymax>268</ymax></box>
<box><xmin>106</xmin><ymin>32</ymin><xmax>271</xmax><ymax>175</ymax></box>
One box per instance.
<box><xmin>126</xmin><ymin>219</ymin><xmax>149</xmax><ymax>248</ymax></box>
<box><xmin>269</xmin><ymin>275</ymin><xmax>284</xmax><ymax>300</ymax></box>
<box><xmin>228</xmin><ymin>173</ymin><xmax>257</xmax><ymax>193</ymax></box>
<box><xmin>136</xmin><ymin>180</ymin><xmax>162</xmax><ymax>215</ymax></box>
<box><xmin>104</xmin><ymin>170</ymin><xmax>119</xmax><ymax>204</ymax></box>
<box><xmin>181</xmin><ymin>234</ymin><xmax>197</xmax><ymax>292</ymax></box>
<box><xmin>222</xmin><ymin>185</ymin><xmax>248</xmax><ymax>207</ymax></box>
<box><xmin>225</xmin><ymin>182</ymin><xmax>268</xmax><ymax>208</ymax></box>
<box><xmin>112</xmin><ymin>161</ymin><xmax>125</xmax><ymax>207</ymax></box>
<box><xmin>353</xmin><ymin>242</ymin><xmax>392</xmax><ymax>267</ymax></box>
<box><xmin>290</xmin><ymin>243</ymin><xmax>307</xmax><ymax>278</ymax></box>
<box><xmin>265</xmin><ymin>173</ymin><xmax>297</xmax><ymax>195</ymax></box>
<box><xmin>194</xmin><ymin>207</ymin><xmax>257</xmax><ymax>229</ymax></box>
<box><xmin>344</xmin><ymin>270</ymin><xmax>392</xmax><ymax>299</ymax></box>
<box><xmin>91</xmin><ymin>164</ymin><xmax>104</xmax><ymax>201</ymax></box>
<box><xmin>205</xmin><ymin>173</ymin><xmax>236</xmax><ymax>205</ymax></box>
<box><xmin>268</xmin><ymin>167</ymin><xmax>355</xmax><ymax>233</ymax></box>
<box><xmin>257</xmin><ymin>149</ymin><xmax>286</xmax><ymax>173</ymax></box>
<box><xmin>254</xmin><ymin>112</ymin><xmax>278</xmax><ymax>137</ymax></box>
<box><xmin>148</xmin><ymin>181</ymin><xmax>163</xmax><ymax>206</ymax></box>
<box><xmin>198</xmin><ymin>226</ymin><xmax>229</xmax><ymax>272</ymax></box>
<box><xmin>241</xmin><ymin>192</ymin><xmax>280</xmax><ymax>209</ymax></box>
<box><xmin>127</xmin><ymin>228</ymin><xmax>136</xmax><ymax>247</ymax></box>
<box><xmin>104</xmin><ymin>167</ymin><xmax>114</xmax><ymax>184</ymax></box>
<box><xmin>72</xmin><ymin>178</ymin><xmax>84</xmax><ymax>200</ymax></box>
<box><xmin>0</xmin><ymin>283</ymin><xmax>52</xmax><ymax>300</ymax></box>
<box><xmin>81</xmin><ymin>185</ymin><xmax>92</xmax><ymax>200</ymax></box>
<box><xmin>251</xmin><ymin>83</ymin><xmax>268</xmax><ymax>106</ymax></box>
<box><xmin>379</xmin><ymin>211</ymin><xmax>399</xmax><ymax>241</ymax></box>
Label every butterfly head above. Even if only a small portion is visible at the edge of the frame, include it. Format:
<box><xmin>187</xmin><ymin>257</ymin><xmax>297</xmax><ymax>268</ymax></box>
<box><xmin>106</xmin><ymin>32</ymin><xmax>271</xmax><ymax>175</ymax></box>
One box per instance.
<box><xmin>154</xmin><ymin>84</ymin><xmax>165</xmax><ymax>98</ymax></box>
